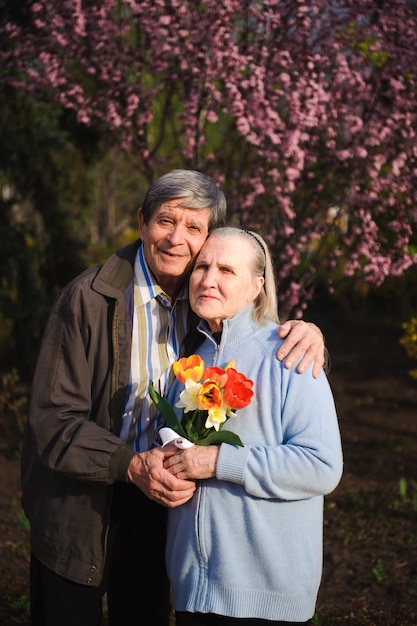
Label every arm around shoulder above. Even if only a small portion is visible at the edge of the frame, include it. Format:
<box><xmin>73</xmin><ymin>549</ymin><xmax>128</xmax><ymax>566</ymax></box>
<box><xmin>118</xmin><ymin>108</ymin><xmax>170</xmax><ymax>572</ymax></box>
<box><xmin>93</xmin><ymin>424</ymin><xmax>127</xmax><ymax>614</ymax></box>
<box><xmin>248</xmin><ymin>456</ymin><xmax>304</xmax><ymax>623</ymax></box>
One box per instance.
<box><xmin>277</xmin><ymin>319</ymin><xmax>326</xmax><ymax>378</ymax></box>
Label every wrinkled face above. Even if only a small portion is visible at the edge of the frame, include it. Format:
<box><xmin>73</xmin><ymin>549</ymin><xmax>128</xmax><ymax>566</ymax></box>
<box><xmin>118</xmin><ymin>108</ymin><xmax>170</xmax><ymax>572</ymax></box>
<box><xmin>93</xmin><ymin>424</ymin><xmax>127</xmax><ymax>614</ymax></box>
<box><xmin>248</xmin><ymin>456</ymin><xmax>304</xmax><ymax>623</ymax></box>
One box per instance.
<box><xmin>189</xmin><ymin>235</ymin><xmax>264</xmax><ymax>332</ymax></box>
<box><xmin>138</xmin><ymin>198</ymin><xmax>210</xmax><ymax>297</ymax></box>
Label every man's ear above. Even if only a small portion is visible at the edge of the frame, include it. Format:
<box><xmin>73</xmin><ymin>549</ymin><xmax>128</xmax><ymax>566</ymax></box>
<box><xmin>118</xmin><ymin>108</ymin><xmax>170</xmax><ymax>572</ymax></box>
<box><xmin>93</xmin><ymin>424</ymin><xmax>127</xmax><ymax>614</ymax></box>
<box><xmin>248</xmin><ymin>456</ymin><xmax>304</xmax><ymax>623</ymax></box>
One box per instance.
<box><xmin>137</xmin><ymin>208</ymin><xmax>144</xmax><ymax>230</ymax></box>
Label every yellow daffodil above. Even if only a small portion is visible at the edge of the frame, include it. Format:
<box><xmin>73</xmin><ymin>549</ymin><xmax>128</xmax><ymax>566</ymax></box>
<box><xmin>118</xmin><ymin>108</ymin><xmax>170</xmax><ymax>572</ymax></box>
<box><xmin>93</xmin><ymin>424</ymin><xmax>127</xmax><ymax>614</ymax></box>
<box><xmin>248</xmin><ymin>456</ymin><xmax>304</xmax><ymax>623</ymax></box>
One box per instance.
<box><xmin>205</xmin><ymin>406</ymin><xmax>228</xmax><ymax>431</ymax></box>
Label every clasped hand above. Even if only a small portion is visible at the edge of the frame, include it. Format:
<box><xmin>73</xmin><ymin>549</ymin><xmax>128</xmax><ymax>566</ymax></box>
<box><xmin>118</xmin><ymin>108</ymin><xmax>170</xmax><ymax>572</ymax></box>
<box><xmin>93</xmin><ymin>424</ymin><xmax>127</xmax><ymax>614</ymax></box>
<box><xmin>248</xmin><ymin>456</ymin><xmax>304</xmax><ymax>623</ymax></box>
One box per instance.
<box><xmin>127</xmin><ymin>447</ymin><xmax>196</xmax><ymax>507</ymax></box>
<box><xmin>163</xmin><ymin>444</ymin><xmax>219</xmax><ymax>481</ymax></box>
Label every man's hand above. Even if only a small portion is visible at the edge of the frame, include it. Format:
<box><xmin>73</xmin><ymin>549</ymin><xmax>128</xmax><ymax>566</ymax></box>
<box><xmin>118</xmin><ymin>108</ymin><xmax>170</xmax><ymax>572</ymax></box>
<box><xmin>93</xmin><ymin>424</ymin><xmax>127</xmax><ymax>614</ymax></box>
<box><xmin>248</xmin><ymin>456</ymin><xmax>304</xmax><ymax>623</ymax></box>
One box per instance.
<box><xmin>277</xmin><ymin>320</ymin><xmax>325</xmax><ymax>379</ymax></box>
<box><xmin>127</xmin><ymin>447</ymin><xmax>196</xmax><ymax>508</ymax></box>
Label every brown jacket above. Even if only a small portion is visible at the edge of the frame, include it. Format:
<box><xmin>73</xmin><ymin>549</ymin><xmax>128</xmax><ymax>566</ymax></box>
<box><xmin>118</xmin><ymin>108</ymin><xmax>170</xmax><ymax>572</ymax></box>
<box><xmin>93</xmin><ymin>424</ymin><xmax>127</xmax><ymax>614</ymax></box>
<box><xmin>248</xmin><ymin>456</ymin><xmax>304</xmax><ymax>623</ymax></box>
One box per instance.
<box><xmin>21</xmin><ymin>241</ymin><xmax>141</xmax><ymax>586</ymax></box>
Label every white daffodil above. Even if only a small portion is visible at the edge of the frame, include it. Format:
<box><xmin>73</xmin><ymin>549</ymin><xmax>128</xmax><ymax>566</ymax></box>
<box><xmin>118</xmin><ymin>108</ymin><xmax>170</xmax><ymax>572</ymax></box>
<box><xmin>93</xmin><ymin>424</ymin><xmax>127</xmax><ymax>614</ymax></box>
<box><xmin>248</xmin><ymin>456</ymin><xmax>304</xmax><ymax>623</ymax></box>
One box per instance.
<box><xmin>175</xmin><ymin>379</ymin><xmax>202</xmax><ymax>413</ymax></box>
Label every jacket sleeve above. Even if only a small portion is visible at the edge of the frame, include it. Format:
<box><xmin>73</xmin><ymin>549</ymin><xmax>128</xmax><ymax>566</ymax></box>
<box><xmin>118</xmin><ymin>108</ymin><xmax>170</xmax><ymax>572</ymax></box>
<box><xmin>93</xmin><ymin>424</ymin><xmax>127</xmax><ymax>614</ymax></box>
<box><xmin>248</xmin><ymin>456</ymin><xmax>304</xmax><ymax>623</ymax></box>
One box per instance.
<box><xmin>27</xmin><ymin>275</ymin><xmax>135</xmax><ymax>484</ymax></box>
<box><xmin>216</xmin><ymin>359</ymin><xmax>343</xmax><ymax>501</ymax></box>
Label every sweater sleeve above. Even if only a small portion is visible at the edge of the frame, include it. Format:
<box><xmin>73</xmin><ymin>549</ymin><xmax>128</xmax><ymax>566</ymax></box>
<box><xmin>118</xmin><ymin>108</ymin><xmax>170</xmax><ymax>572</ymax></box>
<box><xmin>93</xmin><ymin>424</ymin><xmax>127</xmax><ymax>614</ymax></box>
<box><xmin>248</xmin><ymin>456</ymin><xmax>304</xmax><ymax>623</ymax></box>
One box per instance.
<box><xmin>216</xmin><ymin>362</ymin><xmax>343</xmax><ymax>501</ymax></box>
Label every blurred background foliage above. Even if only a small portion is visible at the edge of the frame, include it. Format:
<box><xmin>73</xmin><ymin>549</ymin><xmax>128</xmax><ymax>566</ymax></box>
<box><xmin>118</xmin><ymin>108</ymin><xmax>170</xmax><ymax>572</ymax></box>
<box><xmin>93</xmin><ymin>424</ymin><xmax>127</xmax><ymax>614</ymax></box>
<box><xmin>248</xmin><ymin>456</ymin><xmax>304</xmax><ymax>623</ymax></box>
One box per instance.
<box><xmin>0</xmin><ymin>0</ymin><xmax>416</xmax><ymax>386</ymax></box>
<box><xmin>1</xmin><ymin>82</ymin><xmax>415</xmax><ymax>383</ymax></box>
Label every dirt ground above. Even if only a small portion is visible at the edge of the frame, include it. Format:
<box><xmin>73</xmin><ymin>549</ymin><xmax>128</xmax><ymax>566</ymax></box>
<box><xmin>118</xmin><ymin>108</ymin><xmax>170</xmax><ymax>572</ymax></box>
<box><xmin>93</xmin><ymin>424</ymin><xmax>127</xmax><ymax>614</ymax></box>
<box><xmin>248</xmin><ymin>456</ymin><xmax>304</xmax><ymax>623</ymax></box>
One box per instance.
<box><xmin>1</xmin><ymin>318</ymin><xmax>417</xmax><ymax>625</ymax></box>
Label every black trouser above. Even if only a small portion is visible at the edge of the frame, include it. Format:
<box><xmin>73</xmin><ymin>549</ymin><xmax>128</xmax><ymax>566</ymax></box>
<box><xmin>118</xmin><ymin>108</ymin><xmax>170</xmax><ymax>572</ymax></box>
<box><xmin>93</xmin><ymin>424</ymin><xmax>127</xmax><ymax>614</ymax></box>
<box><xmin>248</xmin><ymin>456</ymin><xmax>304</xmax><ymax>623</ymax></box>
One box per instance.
<box><xmin>176</xmin><ymin>612</ymin><xmax>311</xmax><ymax>626</ymax></box>
<box><xmin>30</xmin><ymin>483</ymin><xmax>170</xmax><ymax>626</ymax></box>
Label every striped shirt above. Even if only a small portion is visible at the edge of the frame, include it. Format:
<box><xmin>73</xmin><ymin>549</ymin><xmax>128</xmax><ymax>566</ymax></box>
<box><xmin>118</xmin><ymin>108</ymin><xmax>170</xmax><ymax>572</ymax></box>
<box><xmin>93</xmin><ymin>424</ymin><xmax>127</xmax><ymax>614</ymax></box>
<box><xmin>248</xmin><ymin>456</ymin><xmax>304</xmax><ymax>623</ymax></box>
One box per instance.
<box><xmin>119</xmin><ymin>244</ymin><xmax>190</xmax><ymax>452</ymax></box>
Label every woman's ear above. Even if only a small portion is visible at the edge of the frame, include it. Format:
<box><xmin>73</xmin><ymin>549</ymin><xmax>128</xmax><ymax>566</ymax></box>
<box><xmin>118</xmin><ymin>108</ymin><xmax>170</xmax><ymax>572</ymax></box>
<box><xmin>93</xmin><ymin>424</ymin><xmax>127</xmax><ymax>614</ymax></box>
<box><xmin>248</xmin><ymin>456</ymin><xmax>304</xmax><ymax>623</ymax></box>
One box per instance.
<box><xmin>251</xmin><ymin>276</ymin><xmax>265</xmax><ymax>301</ymax></box>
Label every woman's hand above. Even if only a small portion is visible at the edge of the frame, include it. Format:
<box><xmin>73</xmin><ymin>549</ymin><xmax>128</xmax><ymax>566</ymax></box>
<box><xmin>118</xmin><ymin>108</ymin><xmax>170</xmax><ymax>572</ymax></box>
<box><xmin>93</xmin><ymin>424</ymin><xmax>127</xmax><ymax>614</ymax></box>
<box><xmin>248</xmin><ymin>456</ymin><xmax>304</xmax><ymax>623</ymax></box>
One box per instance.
<box><xmin>163</xmin><ymin>445</ymin><xmax>220</xmax><ymax>480</ymax></box>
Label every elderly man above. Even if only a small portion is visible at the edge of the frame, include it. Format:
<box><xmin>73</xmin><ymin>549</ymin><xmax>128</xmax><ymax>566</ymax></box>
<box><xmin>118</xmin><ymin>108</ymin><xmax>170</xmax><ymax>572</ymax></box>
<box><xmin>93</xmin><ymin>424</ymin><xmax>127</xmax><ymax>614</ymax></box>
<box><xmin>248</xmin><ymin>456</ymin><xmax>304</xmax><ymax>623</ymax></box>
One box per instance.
<box><xmin>21</xmin><ymin>170</ymin><xmax>325</xmax><ymax>626</ymax></box>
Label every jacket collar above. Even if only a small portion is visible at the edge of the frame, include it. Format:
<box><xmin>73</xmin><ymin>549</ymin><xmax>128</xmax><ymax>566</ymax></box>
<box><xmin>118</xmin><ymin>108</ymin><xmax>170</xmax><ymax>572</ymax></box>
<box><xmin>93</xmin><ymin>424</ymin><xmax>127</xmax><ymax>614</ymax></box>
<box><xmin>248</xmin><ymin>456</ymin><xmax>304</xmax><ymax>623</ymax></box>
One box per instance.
<box><xmin>91</xmin><ymin>240</ymin><xmax>140</xmax><ymax>299</ymax></box>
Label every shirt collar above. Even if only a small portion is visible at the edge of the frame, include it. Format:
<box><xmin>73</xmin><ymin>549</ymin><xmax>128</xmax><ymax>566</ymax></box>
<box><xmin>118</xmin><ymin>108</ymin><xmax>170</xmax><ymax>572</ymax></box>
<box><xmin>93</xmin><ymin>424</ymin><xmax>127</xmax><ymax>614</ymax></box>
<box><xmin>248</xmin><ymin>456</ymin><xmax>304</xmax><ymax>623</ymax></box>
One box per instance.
<box><xmin>135</xmin><ymin>243</ymin><xmax>188</xmax><ymax>305</ymax></box>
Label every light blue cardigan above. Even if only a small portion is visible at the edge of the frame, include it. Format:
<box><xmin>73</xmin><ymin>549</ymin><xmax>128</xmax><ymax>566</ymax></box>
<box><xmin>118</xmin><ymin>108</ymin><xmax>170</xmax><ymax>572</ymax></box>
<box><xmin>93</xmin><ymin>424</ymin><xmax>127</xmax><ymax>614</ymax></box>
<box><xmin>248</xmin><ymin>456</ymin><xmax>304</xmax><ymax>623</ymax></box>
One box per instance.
<box><xmin>166</xmin><ymin>305</ymin><xmax>343</xmax><ymax>622</ymax></box>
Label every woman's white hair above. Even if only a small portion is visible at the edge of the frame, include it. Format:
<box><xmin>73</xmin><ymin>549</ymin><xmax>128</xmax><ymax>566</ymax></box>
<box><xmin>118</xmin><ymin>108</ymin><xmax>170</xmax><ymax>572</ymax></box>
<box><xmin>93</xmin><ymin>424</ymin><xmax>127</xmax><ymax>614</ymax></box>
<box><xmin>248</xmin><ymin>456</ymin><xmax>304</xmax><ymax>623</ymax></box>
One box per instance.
<box><xmin>207</xmin><ymin>226</ymin><xmax>279</xmax><ymax>324</ymax></box>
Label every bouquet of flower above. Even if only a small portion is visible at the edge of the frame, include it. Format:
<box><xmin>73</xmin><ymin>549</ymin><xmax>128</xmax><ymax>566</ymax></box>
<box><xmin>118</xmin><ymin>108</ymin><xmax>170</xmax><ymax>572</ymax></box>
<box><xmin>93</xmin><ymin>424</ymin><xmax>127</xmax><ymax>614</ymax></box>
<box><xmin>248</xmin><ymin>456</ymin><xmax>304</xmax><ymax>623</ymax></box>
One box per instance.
<box><xmin>149</xmin><ymin>355</ymin><xmax>254</xmax><ymax>447</ymax></box>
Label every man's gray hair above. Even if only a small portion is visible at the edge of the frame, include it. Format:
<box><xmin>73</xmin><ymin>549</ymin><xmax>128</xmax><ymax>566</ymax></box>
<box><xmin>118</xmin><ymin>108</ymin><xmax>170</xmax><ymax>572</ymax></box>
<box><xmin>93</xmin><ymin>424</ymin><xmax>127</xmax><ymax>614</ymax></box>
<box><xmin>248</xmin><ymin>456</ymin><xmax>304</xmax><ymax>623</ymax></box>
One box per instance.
<box><xmin>141</xmin><ymin>169</ymin><xmax>227</xmax><ymax>230</ymax></box>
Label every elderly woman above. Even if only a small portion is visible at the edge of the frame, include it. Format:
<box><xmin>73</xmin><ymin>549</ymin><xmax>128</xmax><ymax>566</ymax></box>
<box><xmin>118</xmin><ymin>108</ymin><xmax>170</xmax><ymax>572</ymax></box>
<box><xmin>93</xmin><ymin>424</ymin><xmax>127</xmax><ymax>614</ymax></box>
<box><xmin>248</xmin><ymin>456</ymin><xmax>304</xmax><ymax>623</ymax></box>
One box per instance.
<box><xmin>163</xmin><ymin>226</ymin><xmax>343</xmax><ymax>626</ymax></box>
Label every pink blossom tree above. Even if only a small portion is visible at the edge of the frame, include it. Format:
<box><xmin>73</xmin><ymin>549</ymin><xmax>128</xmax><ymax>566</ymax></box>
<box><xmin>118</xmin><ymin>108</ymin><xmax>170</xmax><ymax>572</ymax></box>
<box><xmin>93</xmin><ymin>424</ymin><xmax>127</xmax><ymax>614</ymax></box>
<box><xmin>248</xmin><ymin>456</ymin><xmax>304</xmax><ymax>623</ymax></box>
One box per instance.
<box><xmin>2</xmin><ymin>0</ymin><xmax>417</xmax><ymax>318</ymax></box>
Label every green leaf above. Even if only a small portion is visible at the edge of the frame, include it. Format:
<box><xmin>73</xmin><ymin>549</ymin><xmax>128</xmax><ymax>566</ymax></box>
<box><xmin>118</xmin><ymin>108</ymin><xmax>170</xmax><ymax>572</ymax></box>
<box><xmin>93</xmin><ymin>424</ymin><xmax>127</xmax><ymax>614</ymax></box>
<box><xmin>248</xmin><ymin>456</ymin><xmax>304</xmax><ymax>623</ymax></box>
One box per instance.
<box><xmin>196</xmin><ymin>429</ymin><xmax>244</xmax><ymax>447</ymax></box>
<box><xmin>148</xmin><ymin>381</ymin><xmax>187</xmax><ymax>437</ymax></box>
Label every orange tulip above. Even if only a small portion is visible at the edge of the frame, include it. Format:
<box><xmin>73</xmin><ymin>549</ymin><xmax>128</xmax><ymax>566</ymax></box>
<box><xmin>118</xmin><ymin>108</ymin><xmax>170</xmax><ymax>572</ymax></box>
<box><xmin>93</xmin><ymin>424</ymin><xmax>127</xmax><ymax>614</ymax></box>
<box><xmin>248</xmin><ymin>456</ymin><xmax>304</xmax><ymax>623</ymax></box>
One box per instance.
<box><xmin>173</xmin><ymin>355</ymin><xmax>205</xmax><ymax>384</ymax></box>
<box><xmin>197</xmin><ymin>380</ymin><xmax>223</xmax><ymax>410</ymax></box>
